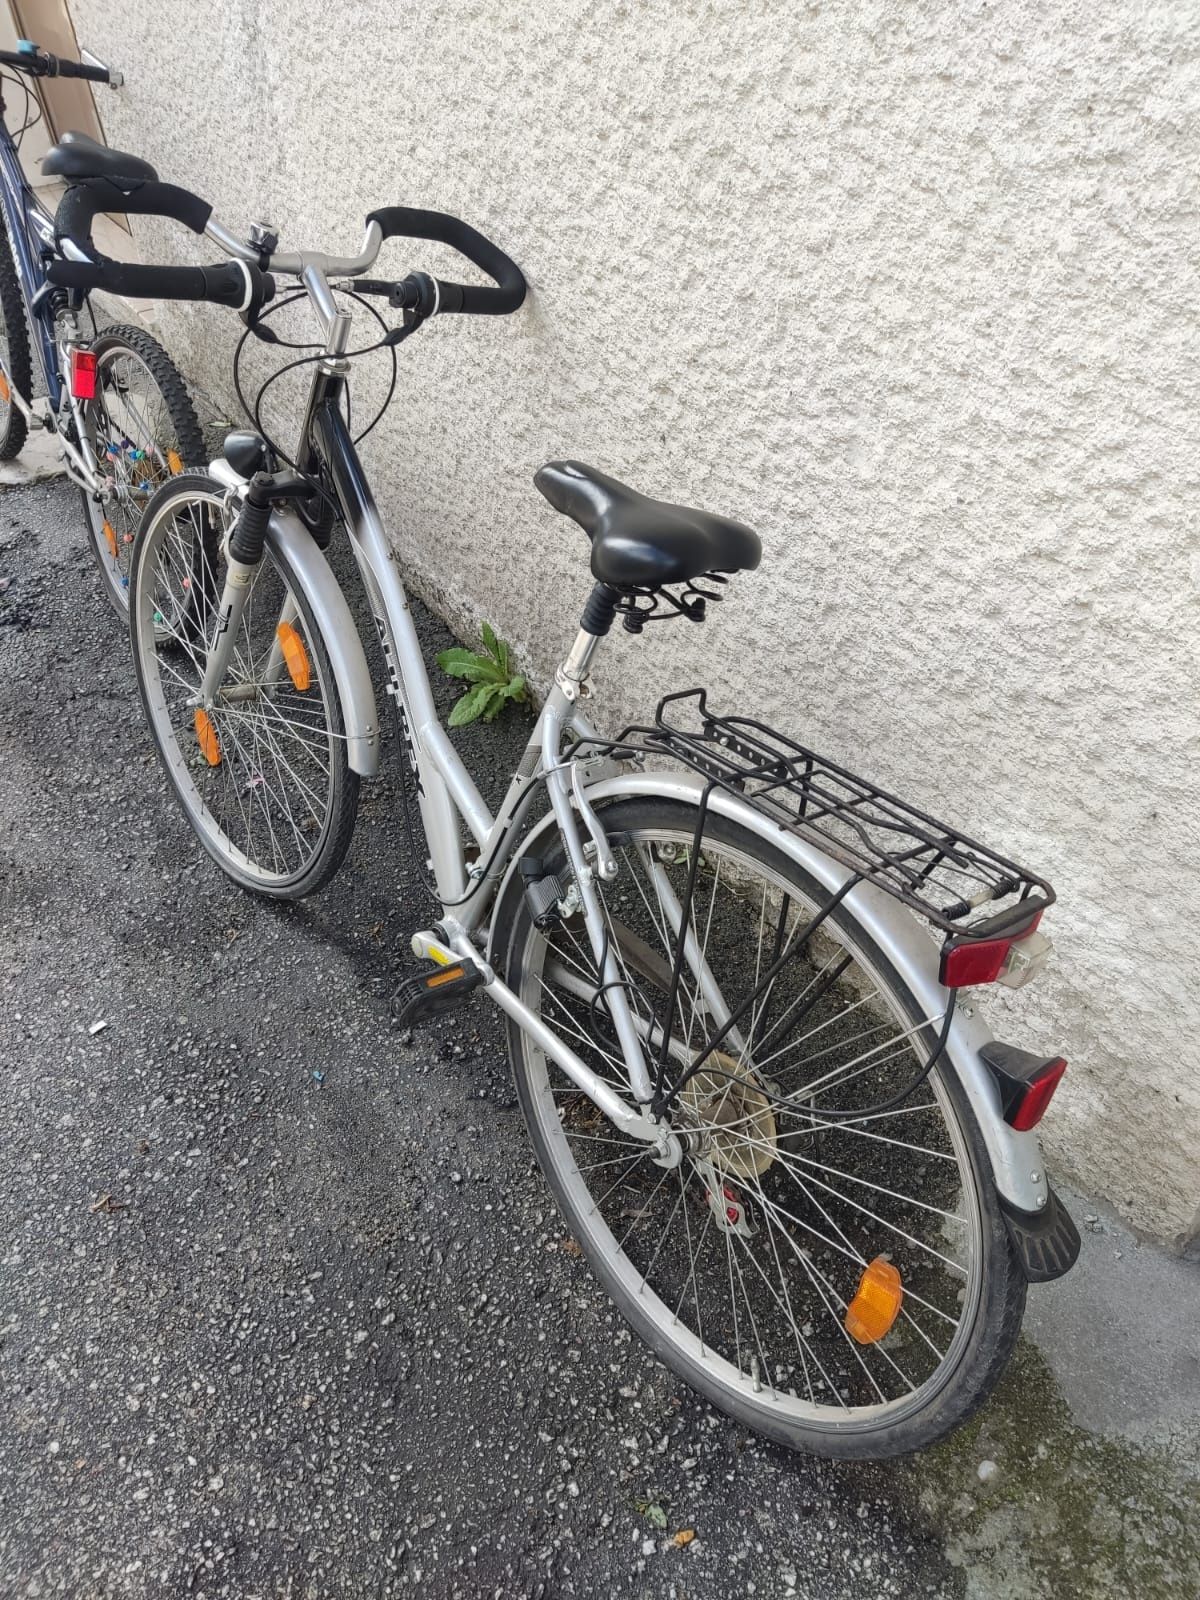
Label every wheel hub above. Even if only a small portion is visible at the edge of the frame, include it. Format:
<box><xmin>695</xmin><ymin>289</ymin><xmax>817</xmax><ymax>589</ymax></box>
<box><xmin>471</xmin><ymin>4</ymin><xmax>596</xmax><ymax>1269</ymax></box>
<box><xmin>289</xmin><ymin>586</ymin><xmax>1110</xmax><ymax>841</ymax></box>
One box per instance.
<box><xmin>679</xmin><ymin>1050</ymin><xmax>776</xmax><ymax>1179</ymax></box>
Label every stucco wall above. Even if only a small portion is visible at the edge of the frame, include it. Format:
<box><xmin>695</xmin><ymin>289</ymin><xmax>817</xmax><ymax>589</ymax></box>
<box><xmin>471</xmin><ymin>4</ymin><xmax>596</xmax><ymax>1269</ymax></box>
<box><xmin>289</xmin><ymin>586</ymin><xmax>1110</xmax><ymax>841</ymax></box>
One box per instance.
<box><xmin>66</xmin><ymin>0</ymin><xmax>1199</xmax><ymax>1244</ymax></box>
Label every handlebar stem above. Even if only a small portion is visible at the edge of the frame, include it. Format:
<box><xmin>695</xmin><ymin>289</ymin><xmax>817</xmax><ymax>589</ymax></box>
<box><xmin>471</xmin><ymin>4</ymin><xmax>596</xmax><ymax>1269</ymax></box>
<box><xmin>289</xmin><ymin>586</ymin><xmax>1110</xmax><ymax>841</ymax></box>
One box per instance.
<box><xmin>302</xmin><ymin>264</ymin><xmax>352</xmax><ymax>355</ymax></box>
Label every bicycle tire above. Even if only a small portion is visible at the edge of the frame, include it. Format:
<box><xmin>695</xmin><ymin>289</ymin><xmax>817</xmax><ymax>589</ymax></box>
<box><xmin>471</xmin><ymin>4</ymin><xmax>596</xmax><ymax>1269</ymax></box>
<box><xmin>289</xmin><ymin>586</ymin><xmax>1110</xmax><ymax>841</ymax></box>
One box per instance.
<box><xmin>498</xmin><ymin>795</ymin><xmax>1026</xmax><ymax>1459</ymax></box>
<box><xmin>79</xmin><ymin>323</ymin><xmax>205</xmax><ymax>618</ymax></box>
<box><xmin>130</xmin><ymin>472</ymin><xmax>359</xmax><ymax>898</ymax></box>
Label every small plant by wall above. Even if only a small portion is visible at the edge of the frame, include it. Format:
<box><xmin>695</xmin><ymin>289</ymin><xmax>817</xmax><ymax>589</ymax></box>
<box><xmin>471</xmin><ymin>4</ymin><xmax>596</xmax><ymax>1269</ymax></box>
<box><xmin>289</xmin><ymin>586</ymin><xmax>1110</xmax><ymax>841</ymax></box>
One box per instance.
<box><xmin>437</xmin><ymin>623</ymin><xmax>530</xmax><ymax>727</ymax></box>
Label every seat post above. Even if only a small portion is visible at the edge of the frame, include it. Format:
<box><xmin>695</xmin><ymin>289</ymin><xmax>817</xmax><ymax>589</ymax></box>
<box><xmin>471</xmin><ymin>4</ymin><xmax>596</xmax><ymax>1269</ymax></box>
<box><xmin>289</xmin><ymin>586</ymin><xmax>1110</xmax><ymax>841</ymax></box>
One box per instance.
<box><xmin>558</xmin><ymin>582</ymin><xmax>619</xmax><ymax>691</ymax></box>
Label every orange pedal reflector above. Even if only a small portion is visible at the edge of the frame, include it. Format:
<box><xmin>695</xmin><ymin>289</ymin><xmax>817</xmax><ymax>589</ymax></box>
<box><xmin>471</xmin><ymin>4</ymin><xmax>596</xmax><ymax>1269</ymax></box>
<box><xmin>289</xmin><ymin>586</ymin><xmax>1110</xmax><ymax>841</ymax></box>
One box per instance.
<box><xmin>166</xmin><ymin>448</ymin><xmax>184</xmax><ymax>475</ymax></box>
<box><xmin>425</xmin><ymin>965</ymin><xmax>466</xmax><ymax>988</ymax></box>
<box><xmin>0</xmin><ymin>370</ymin><xmax>10</xmax><ymax>402</ymax></box>
<box><xmin>194</xmin><ymin>708</ymin><xmax>221</xmax><ymax>766</ymax></box>
<box><xmin>276</xmin><ymin>621</ymin><xmax>311</xmax><ymax>691</ymax></box>
<box><xmin>102</xmin><ymin>519</ymin><xmax>118</xmax><ymax>559</ymax></box>
<box><xmin>845</xmin><ymin>1256</ymin><xmax>903</xmax><ymax>1345</ymax></box>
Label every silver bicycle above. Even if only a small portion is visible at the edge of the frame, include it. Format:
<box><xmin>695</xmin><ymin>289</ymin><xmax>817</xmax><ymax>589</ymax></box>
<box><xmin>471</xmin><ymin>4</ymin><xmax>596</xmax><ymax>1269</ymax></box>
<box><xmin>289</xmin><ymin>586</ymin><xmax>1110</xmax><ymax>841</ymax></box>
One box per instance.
<box><xmin>48</xmin><ymin>175</ymin><xmax>1081</xmax><ymax>1459</ymax></box>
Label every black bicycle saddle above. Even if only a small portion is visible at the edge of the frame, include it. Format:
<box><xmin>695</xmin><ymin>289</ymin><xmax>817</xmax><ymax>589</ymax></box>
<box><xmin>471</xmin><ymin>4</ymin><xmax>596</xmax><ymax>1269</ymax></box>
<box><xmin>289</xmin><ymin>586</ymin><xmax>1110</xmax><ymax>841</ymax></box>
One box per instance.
<box><xmin>42</xmin><ymin>130</ymin><xmax>158</xmax><ymax>185</ymax></box>
<box><xmin>534</xmin><ymin>460</ymin><xmax>761</xmax><ymax>588</ymax></box>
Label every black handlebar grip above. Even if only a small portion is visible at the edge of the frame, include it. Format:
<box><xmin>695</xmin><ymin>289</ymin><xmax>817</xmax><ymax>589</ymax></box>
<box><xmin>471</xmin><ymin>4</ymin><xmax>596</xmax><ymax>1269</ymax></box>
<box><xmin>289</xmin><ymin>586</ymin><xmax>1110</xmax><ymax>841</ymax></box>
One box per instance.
<box><xmin>45</xmin><ymin>257</ymin><xmax>274</xmax><ymax>310</ymax></box>
<box><xmin>52</xmin><ymin>56</ymin><xmax>110</xmax><ymax>83</ymax></box>
<box><xmin>55</xmin><ymin>178</ymin><xmax>212</xmax><ymax>259</ymax></box>
<box><xmin>365</xmin><ymin>205</ymin><xmax>525</xmax><ymax>315</ymax></box>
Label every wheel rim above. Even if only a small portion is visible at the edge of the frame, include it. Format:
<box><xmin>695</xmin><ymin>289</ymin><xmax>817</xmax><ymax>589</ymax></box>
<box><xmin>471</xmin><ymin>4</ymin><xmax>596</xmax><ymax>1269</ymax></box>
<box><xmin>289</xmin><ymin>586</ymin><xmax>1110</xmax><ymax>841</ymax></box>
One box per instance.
<box><xmin>516</xmin><ymin>822</ymin><xmax>985</xmax><ymax>1434</ymax></box>
<box><xmin>83</xmin><ymin>346</ymin><xmax>187</xmax><ymax>604</ymax></box>
<box><xmin>134</xmin><ymin>488</ymin><xmax>342</xmax><ymax>888</ymax></box>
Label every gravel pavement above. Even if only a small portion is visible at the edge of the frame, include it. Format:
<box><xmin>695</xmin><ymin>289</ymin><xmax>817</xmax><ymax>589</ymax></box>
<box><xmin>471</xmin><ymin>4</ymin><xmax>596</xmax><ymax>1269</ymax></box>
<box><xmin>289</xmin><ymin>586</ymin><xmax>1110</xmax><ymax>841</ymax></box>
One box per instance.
<box><xmin>2</xmin><ymin>477</ymin><xmax>1195</xmax><ymax>1600</ymax></box>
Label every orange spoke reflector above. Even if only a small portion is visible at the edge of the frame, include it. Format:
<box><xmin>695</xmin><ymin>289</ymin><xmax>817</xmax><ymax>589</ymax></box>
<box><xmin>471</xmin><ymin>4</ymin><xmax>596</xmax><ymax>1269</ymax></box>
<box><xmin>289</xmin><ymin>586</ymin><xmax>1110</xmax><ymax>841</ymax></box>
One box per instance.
<box><xmin>845</xmin><ymin>1256</ymin><xmax>903</xmax><ymax>1345</ymax></box>
<box><xmin>276</xmin><ymin>621</ymin><xmax>311</xmax><ymax>691</ymax></box>
<box><xmin>167</xmin><ymin>448</ymin><xmax>183</xmax><ymax>475</ymax></box>
<box><xmin>102</xmin><ymin>519</ymin><xmax>118</xmax><ymax>559</ymax></box>
<box><xmin>0</xmin><ymin>370</ymin><xmax>10</xmax><ymax>402</ymax></box>
<box><xmin>194</xmin><ymin>709</ymin><xmax>221</xmax><ymax>767</ymax></box>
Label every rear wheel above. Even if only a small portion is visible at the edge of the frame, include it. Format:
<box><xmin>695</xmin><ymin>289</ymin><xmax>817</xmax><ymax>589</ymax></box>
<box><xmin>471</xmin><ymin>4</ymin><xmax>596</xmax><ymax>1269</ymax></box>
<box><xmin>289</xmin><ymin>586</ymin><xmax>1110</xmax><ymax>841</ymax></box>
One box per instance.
<box><xmin>0</xmin><ymin>220</ymin><xmax>32</xmax><ymax>461</ymax></box>
<box><xmin>129</xmin><ymin>473</ymin><xmax>359</xmax><ymax>898</ymax></box>
<box><xmin>500</xmin><ymin>797</ymin><xmax>1025</xmax><ymax>1458</ymax></box>
<box><xmin>78</xmin><ymin>323</ymin><xmax>204</xmax><ymax>616</ymax></box>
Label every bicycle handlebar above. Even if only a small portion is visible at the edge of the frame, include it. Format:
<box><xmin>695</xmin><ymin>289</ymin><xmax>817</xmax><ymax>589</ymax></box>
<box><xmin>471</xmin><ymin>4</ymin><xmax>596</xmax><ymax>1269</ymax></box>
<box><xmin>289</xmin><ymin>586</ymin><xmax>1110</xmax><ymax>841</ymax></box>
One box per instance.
<box><xmin>45</xmin><ymin>178</ymin><xmax>521</xmax><ymax>326</ymax></box>
<box><xmin>45</xmin><ymin>257</ymin><xmax>275</xmax><ymax>311</ymax></box>
<box><xmin>57</xmin><ymin>179</ymin><xmax>212</xmax><ymax>256</ymax></box>
<box><xmin>0</xmin><ymin>45</ymin><xmax>110</xmax><ymax>84</ymax></box>
<box><xmin>365</xmin><ymin>206</ymin><xmax>526</xmax><ymax>315</ymax></box>
<box><xmin>44</xmin><ymin>176</ymin><xmax>277</xmax><ymax>311</ymax></box>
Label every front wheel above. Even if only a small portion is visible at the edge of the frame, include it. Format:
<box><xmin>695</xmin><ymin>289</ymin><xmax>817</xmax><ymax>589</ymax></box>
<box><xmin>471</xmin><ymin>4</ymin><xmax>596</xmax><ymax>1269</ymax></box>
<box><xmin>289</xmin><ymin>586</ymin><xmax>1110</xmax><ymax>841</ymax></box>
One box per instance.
<box><xmin>129</xmin><ymin>473</ymin><xmax>359</xmax><ymax>898</ymax></box>
<box><xmin>499</xmin><ymin>796</ymin><xmax>1025</xmax><ymax>1459</ymax></box>
<box><xmin>77</xmin><ymin>323</ymin><xmax>205</xmax><ymax>617</ymax></box>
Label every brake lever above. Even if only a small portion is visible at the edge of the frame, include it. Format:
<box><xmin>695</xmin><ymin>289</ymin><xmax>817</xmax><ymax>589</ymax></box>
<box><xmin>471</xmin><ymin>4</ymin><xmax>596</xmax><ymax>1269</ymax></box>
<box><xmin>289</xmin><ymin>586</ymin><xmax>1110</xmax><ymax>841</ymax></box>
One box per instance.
<box><xmin>382</xmin><ymin>305</ymin><xmax>429</xmax><ymax>346</ymax></box>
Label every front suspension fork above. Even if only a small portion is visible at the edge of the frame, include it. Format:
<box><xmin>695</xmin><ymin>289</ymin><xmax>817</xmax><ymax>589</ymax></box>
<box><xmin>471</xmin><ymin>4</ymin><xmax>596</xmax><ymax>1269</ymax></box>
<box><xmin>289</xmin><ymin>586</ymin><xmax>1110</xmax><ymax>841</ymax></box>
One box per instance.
<box><xmin>198</xmin><ymin>470</ymin><xmax>310</xmax><ymax>705</ymax></box>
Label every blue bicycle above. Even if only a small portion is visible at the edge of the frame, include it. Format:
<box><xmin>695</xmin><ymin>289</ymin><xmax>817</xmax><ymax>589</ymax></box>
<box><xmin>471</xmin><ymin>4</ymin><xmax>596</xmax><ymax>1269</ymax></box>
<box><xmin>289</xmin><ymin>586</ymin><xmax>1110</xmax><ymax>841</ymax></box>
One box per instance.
<box><xmin>0</xmin><ymin>39</ymin><xmax>203</xmax><ymax>617</ymax></box>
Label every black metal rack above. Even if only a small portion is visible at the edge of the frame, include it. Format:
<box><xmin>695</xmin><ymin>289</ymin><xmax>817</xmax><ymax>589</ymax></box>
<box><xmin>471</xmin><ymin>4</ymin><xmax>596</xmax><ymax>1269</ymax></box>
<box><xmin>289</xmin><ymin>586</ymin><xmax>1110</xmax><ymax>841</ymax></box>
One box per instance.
<box><xmin>583</xmin><ymin>688</ymin><xmax>1054</xmax><ymax>942</ymax></box>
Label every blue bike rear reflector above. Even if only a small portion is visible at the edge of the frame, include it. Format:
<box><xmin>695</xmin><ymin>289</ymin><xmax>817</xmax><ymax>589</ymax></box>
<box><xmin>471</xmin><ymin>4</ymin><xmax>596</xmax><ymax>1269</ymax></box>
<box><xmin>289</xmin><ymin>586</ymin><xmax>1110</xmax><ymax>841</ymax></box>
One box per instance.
<box><xmin>70</xmin><ymin>349</ymin><xmax>97</xmax><ymax>400</ymax></box>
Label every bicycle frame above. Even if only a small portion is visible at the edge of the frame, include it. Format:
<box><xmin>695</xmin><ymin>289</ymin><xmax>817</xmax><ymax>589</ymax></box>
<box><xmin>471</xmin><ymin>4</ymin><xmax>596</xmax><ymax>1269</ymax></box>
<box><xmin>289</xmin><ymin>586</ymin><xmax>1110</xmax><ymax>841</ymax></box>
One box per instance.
<box><xmin>201</xmin><ymin>317</ymin><xmax>674</xmax><ymax>1147</ymax></box>
<box><xmin>313</xmin><ymin>396</ymin><xmax>658</xmax><ymax>1091</ymax></box>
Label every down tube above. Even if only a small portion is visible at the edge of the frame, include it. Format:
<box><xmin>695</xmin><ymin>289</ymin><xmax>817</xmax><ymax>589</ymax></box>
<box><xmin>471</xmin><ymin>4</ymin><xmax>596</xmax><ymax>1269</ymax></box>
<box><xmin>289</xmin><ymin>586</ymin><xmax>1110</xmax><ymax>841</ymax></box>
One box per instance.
<box><xmin>311</xmin><ymin>400</ymin><xmax>488</xmax><ymax>903</ymax></box>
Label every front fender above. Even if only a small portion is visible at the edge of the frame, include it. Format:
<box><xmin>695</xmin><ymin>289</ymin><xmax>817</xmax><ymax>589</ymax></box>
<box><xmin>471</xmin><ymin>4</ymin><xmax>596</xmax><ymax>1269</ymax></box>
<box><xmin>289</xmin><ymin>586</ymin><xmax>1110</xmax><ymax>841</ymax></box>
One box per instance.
<box><xmin>492</xmin><ymin>768</ymin><xmax>1049</xmax><ymax>1215</ymax></box>
<box><xmin>265</xmin><ymin>509</ymin><xmax>380</xmax><ymax>778</ymax></box>
<box><xmin>209</xmin><ymin>459</ymin><xmax>381</xmax><ymax>779</ymax></box>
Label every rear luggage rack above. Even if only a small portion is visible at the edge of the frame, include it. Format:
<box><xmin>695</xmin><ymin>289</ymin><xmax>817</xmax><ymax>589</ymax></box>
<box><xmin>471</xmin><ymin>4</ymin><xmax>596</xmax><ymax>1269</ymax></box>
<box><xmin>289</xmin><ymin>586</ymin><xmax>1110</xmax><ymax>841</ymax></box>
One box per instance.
<box><xmin>583</xmin><ymin>688</ymin><xmax>1054</xmax><ymax>941</ymax></box>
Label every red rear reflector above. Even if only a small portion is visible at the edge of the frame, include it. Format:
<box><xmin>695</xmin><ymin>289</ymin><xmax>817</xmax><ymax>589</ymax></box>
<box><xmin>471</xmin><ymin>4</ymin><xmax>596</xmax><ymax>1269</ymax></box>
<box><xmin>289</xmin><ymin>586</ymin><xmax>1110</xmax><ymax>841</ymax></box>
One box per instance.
<box><xmin>70</xmin><ymin>349</ymin><xmax>98</xmax><ymax>400</ymax></box>
<box><xmin>941</xmin><ymin>936</ymin><xmax>1014</xmax><ymax>987</ymax></box>
<box><xmin>940</xmin><ymin>909</ymin><xmax>1044</xmax><ymax>988</ymax></box>
<box><xmin>1009</xmin><ymin>1057</ymin><xmax>1067</xmax><ymax>1131</ymax></box>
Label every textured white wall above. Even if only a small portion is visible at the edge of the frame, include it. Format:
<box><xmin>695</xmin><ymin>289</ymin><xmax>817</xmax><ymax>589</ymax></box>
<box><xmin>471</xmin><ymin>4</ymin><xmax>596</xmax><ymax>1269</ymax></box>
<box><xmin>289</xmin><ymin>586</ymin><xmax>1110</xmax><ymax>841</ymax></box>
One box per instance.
<box><xmin>67</xmin><ymin>0</ymin><xmax>1200</xmax><ymax>1244</ymax></box>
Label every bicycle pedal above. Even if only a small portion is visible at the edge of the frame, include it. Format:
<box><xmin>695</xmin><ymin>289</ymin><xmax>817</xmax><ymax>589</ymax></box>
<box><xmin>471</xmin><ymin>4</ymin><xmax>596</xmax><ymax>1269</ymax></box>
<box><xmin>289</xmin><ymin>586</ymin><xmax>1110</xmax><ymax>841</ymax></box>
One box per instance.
<box><xmin>391</xmin><ymin>960</ymin><xmax>484</xmax><ymax>1027</ymax></box>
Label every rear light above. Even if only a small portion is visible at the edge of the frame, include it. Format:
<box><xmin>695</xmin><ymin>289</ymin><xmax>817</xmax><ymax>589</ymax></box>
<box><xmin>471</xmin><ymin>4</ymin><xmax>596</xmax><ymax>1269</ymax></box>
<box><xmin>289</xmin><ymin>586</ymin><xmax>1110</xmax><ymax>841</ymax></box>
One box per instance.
<box><xmin>979</xmin><ymin>1041</ymin><xmax>1068</xmax><ymax>1130</ymax></box>
<box><xmin>940</xmin><ymin>907</ymin><xmax>1047</xmax><ymax>989</ymax></box>
<box><xmin>70</xmin><ymin>348</ymin><xmax>97</xmax><ymax>400</ymax></box>
<box><xmin>1008</xmin><ymin>1057</ymin><xmax>1067</xmax><ymax>1131</ymax></box>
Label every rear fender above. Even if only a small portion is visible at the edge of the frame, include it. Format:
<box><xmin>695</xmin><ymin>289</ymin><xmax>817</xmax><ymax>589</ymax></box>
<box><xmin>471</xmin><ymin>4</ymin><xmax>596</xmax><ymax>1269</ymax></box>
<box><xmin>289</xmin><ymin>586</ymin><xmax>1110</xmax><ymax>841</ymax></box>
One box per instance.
<box><xmin>491</xmin><ymin>768</ymin><xmax>1050</xmax><ymax>1215</ymax></box>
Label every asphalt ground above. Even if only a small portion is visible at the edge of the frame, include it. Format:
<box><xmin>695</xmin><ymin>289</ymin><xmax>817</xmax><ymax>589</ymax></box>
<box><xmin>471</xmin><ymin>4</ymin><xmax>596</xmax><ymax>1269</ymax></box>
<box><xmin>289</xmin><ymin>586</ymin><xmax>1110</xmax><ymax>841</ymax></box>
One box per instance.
<box><xmin>2</xmin><ymin>476</ymin><xmax>1196</xmax><ymax>1600</ymax></box>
